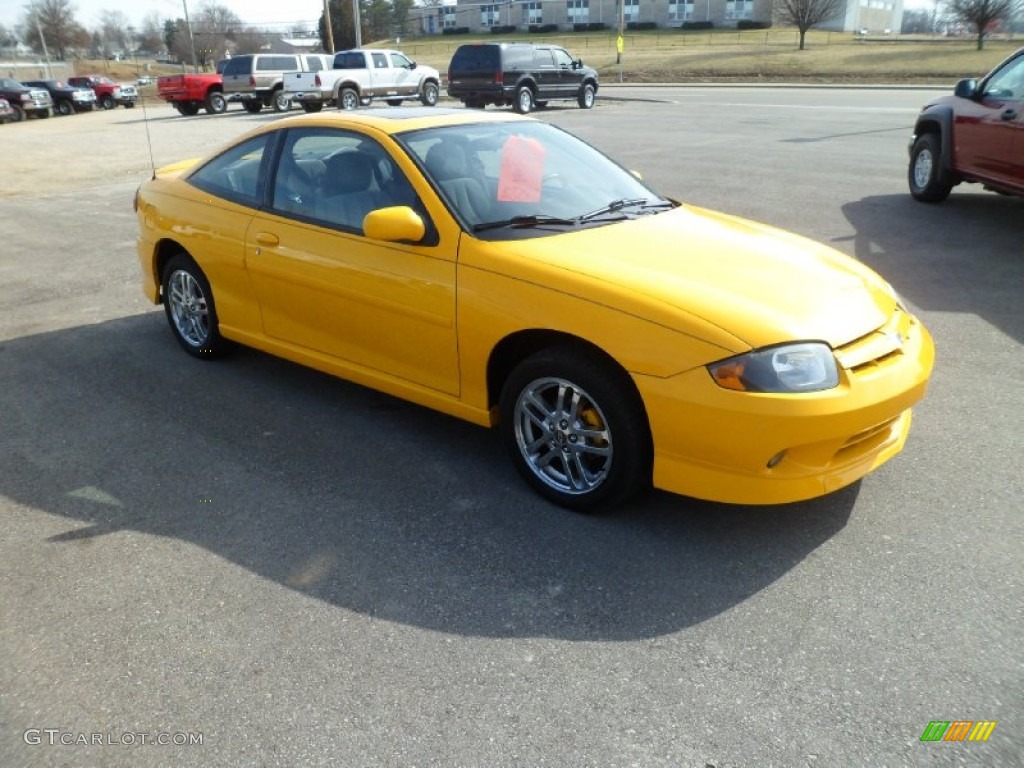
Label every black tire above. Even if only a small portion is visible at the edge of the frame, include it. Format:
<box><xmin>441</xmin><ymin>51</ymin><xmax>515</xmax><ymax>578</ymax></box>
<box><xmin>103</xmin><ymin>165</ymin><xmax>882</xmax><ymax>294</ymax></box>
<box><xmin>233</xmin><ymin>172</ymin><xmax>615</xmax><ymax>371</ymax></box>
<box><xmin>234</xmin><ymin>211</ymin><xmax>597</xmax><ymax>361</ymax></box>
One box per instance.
<box><xmin>499</xmin><ymin>345</ymin><xmax>652</xmax><ymax>512</ymax></box>
<box><xmin>243</xmin><ymin>100</ymin><xmax>263</xmax><ymax>114</ymax></box>
<box><xmin>386</xmin><ymin>98</ymin><xmax>404</xmax><ymax>107</ymax></box>
<box><xmin>100</xmin><ymin>94</ymin><xmax>115</xmax><ymax>110</ymax></box>
<box><xmin>908</xmin><ymin>133</ymin><xmax>953</xmax><ymax>203</ymax></box>
<box><xmin>578</xmin><ymin>82</ymin><xmax>596</xmax><ymax>109</ymax></box>
<box><xmin>161</xmin><ymin>253</ymin><xmax>230</xmax><ymax>359</ymax></box>
<box><xmin>204</xmin><ymin>91</ymin><xmax>227</xmax><ymax>114</ymax></box>
<box><xmin>338</xmin><ymin>87</ymin><xmax>359</xmax><ymax>111</ymax></box>
<box><xmin>56</xmin><ymin>99</ymin><xmax>74</xmax><ymax>116</ymax></box>
<box><xmin>11</xmin><ymin>104</ymin><xmax>25</xmax><ymax>122</ymax></box>
<box><xmin>35</xmin><ymin>109</ymin><xmax>50</xmax><ymax>119</ymax></box>
<box><xmin>124</xmin><ymin>101</ymin><xmax>135</xmax><ymax>108</ymax></box>
<box><xmin>272</xmin><ymin>89</ymin><xmax>291</xmax><ymax>113</ymax></box>
<box><xmin>178</xmin><ymin>101</ymin><xmax>200</xmax><ymax>116</ymax></box>
<box><xmin>513</xmin><ymin>85</ymin><xmax>533</xmax><ymax>115</ymax></box>
<box><xmin>301</xmin><ymin>102</ymin><xmax>323</xmax><ymax>113</ymax></box>
<box><xmin>420</xmin><ymin>81</ymin><xmax>440</xmax><ymax>106</ymax></box>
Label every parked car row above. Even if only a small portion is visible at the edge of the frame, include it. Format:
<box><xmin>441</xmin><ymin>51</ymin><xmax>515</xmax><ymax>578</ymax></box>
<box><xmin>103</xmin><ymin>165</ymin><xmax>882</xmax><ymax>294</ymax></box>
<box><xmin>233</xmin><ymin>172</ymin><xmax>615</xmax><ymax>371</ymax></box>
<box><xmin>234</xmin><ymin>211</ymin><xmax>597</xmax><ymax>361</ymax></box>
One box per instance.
<box><xmin>155</xmin><ymin>41</ymin><xmax>598</xmax><ymax>118</ymax></box>
<box><xmin>0</xmin><ymin>73</ymin><xmax>137</xmax><ymax>123</ymax></box>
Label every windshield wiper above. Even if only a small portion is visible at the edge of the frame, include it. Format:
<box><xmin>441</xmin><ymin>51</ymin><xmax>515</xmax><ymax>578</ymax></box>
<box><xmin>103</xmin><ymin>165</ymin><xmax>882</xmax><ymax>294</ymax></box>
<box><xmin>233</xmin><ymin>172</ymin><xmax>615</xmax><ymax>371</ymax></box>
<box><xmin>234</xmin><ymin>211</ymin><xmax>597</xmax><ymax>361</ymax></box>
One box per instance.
<box><xmin>473</xmin><ymin>214</ymin><xmax>577</xmax><ymax>233</ymax></box>
<box><xmin>578</xmin><ymin>198</ymin><xmax>651</xmax><ymax>222</ymax></box>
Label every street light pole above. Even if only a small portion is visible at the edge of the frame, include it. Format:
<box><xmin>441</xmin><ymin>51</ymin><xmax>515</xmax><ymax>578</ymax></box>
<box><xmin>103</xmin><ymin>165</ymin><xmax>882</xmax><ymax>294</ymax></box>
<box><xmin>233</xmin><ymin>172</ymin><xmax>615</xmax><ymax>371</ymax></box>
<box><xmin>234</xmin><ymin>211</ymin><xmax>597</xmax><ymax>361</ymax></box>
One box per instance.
<box><xmin>182</xmin><ymin>0</ymin><xmax>199</xmax><ymax>73</ymax></box>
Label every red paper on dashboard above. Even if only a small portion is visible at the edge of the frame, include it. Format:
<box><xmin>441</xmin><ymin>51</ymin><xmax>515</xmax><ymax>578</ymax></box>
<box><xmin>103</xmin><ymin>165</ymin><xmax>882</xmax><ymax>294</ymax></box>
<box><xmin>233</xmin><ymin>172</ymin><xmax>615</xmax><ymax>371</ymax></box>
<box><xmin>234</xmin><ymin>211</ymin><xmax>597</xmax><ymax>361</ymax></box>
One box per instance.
<box><xmin>497</xmin><ymin>136</ymin><xmax>546</xmax><ymax>203</ymax></box>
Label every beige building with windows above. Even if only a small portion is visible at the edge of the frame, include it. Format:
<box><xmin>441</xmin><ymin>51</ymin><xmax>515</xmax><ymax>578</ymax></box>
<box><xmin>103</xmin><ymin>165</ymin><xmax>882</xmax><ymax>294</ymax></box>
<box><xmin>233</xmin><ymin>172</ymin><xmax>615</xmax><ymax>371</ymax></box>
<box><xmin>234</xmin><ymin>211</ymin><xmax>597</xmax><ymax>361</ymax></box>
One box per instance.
<box><xmin>408</xmin><ymin>0</ymin><xmax>902</xmax><ymax>35</ymax></box>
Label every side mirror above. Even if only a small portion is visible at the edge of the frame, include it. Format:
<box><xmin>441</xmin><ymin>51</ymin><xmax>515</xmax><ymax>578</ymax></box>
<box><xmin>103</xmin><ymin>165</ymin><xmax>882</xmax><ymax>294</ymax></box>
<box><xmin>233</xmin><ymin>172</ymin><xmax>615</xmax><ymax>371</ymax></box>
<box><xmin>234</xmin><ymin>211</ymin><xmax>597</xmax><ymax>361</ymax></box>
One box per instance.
<box><xmin>954</xmin><ymin>78</ymin><xmax>978</xmax><ymax>99</ymax></box>
<box><xmin>575</xmin><ymin>58</ymin><xmax>584</xmax><ymax>69</ymax></box>
<box><xmin>409</xmin><ymin>61</ymin><xmax>418</xmax><ymax>70</ymax></box>
<box><xmin>363</xmin><ymin>206</ymin><xmax>426</xmax><ymax>243</ymax></box>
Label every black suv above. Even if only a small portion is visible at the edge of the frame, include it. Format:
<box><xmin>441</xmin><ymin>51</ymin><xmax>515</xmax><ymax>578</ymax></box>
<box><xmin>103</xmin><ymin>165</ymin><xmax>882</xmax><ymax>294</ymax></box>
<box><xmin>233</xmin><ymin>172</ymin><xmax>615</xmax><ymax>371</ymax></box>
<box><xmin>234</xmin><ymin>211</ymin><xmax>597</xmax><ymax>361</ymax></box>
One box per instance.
<box><xmin>447</xmin><ymin>42</ymin><xmax>598</xmax><ymax>114</ymax></box>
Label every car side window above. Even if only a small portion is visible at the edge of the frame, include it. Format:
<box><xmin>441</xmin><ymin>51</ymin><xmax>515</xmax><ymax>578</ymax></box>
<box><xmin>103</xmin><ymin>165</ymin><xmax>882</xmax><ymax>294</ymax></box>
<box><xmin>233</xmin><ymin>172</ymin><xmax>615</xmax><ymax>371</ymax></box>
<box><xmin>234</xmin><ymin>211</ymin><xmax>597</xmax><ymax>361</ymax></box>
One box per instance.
<box><xmin>534</xmin><ymin>49</ymin><xmax>556</xmax><ymax>69</ymax></box>
<box><xmin>188</xmin><ymin>134</ymin><xmax>270</xmax><ymax>204</ymax></box>
<box><xmin>391</xmin><ymin>53</ymin><xmax>413</xmax><ymax>69</ymax></box>
<box><xmin>552</xmin><ymin>48</ymin><xmax>574</xmax><ymax>68</ymax></box>
<box><xmin>270</xmin><ymin>128</ymin><xmax>425</xmax><ymax>235</ymax></box>
<box><xmin>372</xmin><ymin>53</ymin><xmax>388</xmax><ymax>69</ymax></box>
<box><xmin>983</xmin><ymin>56</ymin><xmax>1024</xmax><ymax>99</ymax></box>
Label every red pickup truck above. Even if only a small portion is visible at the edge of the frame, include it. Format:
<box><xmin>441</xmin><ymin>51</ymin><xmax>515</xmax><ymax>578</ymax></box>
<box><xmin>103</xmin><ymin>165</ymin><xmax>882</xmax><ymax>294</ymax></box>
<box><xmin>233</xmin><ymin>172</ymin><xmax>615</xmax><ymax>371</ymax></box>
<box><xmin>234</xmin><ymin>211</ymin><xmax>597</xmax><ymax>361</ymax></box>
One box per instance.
<box><xmin>157</xmin><ymin>62</ymin><xmax>229</xmax><ymax>116</ymax></box>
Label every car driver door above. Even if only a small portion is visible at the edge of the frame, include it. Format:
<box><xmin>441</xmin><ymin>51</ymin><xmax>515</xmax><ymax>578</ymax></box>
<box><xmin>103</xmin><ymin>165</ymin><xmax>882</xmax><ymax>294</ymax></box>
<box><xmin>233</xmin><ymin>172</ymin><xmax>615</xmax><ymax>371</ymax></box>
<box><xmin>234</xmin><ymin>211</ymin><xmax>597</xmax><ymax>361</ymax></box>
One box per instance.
<box><xmin>954</xmin><ymin>53</ymin><xmax>1024</xmax><ymax>189</ymax></box>
<box><xmin>243</xmin><ymin>126</ymin><xmax>460</xmax><ymax>396</ymax></box>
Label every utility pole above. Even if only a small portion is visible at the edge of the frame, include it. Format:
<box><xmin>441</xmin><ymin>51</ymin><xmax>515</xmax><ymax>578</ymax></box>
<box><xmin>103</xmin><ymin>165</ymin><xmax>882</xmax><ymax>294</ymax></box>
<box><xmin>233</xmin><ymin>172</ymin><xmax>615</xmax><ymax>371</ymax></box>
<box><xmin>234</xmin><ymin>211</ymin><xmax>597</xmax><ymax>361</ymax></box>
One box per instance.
<box><xmin>182</xmin><ymin>0</ymin><xmax>199</xmax><ymax>74</ymax></box>
<box><xmin>34</xmin><ymin>15</ymin><xmax>53</xmax><ymax>78</ymax></box>
<box><xmin>323</xmin><ymin>0</ymin><xmax>335</xmax><ymax>53</ymax></box>
<box><xmin>352</xmin><ymin>0</ymin><xmax>362</xmax><ymax>48</ymax></box>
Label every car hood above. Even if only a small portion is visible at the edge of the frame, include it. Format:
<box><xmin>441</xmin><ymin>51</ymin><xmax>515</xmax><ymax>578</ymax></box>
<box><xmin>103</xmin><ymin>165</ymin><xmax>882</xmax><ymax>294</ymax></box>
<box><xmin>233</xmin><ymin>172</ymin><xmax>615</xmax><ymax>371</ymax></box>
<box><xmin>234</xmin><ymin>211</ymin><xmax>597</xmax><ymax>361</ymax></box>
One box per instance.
<box><xmin>470</xmin><ymin>204</ymin><xmax>896</xmax><ymax>352</ymax></box>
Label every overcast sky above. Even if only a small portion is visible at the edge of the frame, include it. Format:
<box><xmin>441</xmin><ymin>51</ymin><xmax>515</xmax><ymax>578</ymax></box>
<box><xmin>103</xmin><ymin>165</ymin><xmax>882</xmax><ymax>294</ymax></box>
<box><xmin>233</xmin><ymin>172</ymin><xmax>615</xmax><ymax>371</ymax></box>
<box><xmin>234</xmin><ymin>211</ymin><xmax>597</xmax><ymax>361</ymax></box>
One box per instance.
<box><xmin>1</xmin><ymin>0</ymin><xmax>324</xmax><ymax>33</ymax></box>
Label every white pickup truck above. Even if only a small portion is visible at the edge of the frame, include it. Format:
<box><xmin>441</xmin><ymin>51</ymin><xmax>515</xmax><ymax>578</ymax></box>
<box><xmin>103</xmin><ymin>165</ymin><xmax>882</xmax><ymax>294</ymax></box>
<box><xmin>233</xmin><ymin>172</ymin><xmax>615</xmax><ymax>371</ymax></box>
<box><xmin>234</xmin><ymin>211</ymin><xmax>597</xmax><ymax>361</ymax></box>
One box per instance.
<box><xmin>285</xmin><ymin>48</ymin><xmax>441</xmax><ymax>112</ymax></box>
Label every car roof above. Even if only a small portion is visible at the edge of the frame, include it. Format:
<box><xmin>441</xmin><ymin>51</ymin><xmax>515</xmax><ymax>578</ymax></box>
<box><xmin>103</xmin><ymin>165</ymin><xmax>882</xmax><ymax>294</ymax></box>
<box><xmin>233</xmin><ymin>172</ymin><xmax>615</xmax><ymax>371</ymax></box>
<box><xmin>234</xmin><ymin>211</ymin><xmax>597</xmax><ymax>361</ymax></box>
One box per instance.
<box><xmin>252</xmin><ymin>107</ymin><xmax>533</xmax><ymax>138</ymax></box>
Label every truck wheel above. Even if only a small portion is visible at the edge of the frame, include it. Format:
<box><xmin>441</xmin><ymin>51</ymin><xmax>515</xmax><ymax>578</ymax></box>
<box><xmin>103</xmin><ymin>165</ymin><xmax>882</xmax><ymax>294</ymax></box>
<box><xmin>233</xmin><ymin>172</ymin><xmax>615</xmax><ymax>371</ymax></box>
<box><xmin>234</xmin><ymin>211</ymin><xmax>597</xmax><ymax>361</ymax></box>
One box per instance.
<box><xmin>578</xmin><ymin>82</ymin><xmax>596</xmax><ymax>109</ymax></box>
<box><xmin>338</xmin><ymin>87</ymin><xmax>359</xmax><ymax>111</ymax></box>
<box><xmin>11</xmin><ymin>104</ymin><xmax>25</xmax><ymax>121</ymax></box>
<box><xmin>178</xmin><ymin>101</ymin><xmax>200</xmax><ymax>116</ymax></box>
<box><xmin>36</xmin><ymin>109</ymin><xmax>51</xmax><ymax>119</ymax></box>
<box><xmin>243</xmin><ymin>100</ymin><xmax>263</xmax><ymax>114</ymax></box>
<box><xmin>513</xmin><ymin>85</ymin><xmax>533</xmax><ymax>115</ymax></box>
<box><xmin>420</xmin><ymin>81</ymin><xmax>440</xmax><ymax>107</ymax></box>
<box><xmin>124</xmin><ymin>101</ymin><xmax>135</xmax><ymax>108</ymax></box>
<box><xmin>909</xmin><ymin>133</ymin><xmax>953</xmax><ymax>203</ymax></box>
<box><xmin>272</xmin><ymin>90</ymin><xmax>291</xmax><ymax>113</ymax></box>
<box><xmin>302</xmin><ymin>102</ymin><xmax>323</xmax><ymax>113</ymax></box>
<box><xmin>100</xmin><ymin>94</ymin><xmax>115</xmax><ymax>110</ymax></box>
<box><xmin>56</xmin><ymin>99</ymin><xmax>74</xmax><ymax>116</ymax></box>
<box><xmin>204</xmin><ymin>92</ymin><xmax>227</xmax><ymax>114</ymax></box>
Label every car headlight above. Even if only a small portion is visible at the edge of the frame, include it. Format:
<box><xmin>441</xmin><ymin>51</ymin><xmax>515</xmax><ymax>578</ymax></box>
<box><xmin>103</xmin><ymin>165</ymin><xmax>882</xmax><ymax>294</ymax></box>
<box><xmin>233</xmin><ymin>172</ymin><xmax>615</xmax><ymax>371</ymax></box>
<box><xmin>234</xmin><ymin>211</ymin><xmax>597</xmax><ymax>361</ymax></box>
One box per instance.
<box><xmin>707</xmin><ymin>342</ymin><xmax>839</xmax><ymax>393</ymax></box>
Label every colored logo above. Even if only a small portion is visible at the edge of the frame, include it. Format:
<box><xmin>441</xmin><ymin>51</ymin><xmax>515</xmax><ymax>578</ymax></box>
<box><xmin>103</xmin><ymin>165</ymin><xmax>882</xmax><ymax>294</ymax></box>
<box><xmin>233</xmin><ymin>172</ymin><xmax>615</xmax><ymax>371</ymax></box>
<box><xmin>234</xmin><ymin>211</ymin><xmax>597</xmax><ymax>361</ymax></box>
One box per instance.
<box><xmin>920</xmin><ymin>721</ymin><xmax>997</xmax><ymax>742</ymax></box>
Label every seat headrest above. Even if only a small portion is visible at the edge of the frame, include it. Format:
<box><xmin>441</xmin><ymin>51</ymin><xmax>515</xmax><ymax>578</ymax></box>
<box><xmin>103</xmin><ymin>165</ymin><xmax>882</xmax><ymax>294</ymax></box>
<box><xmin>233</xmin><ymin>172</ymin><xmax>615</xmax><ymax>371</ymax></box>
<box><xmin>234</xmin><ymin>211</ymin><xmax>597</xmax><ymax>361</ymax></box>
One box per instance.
<box><xmin>325</xmin><ymin>151</ymin><xmax>375</xmax><ymax>196</ymax></box>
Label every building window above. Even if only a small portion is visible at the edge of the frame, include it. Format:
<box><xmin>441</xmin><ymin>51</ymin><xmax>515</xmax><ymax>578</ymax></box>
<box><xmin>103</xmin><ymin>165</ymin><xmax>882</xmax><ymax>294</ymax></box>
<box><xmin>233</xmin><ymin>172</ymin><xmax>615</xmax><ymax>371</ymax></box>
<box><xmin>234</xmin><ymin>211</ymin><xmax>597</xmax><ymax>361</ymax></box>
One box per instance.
<box><xmin>725</xmin><ymin>0</ymin><xmax>753</xmax><ymax>19</ymax></box>
<box><xmin>481</xmin><ymin>4</ymin><xmax>500</xmax><ymax>26</ymax></box>
<box><xmin>567</xmin><ymin>0</ymin><xmax>589</xmax><ymax>24</ymax></box>
<box><xmin>441</xmin><ymin>6</ymin><xmax>457</xmax><ymax>29</ymax></box>
<box><xmin>668</xmin><ymin>0</ymin><xmax>694</xmax><ymax>20</ymax></box>
<box><xmin>624</xmin><ymin>0</ymin><xmax>640</xmax><ymax>21</ymax></box>
<box><xmin>522</xmin><ymin>1</ymin><xmax>543</xmax><ymax>24</ymax></box>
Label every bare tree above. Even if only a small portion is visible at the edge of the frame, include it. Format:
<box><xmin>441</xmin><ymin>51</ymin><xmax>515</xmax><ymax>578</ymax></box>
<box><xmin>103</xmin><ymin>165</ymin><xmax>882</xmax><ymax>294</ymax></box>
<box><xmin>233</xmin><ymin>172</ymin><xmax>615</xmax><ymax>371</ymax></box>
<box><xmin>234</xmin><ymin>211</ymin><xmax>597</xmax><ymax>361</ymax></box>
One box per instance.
<box><xmin>138</xmin><ymin>12</ymin><xmax>165</xmax><ymax>55</ymax></box>
<box><xmin>944</xmin><ymin>0</ymin><xmax>1021</xmax><ymax>49</ymax></box>
<box><xmin>98</xmin><ymin>9</ymin><xmax>129</xmax><ymax>57</ymax></box>
<box><xmin>22</xmin><ymin>0</ymin><xmax>88</xmax><ymax>59</ymax></box>
<box><xmin>773</xmin><ymin>0</ymin><xmax>844</xmax><ymax>50</ymax></box>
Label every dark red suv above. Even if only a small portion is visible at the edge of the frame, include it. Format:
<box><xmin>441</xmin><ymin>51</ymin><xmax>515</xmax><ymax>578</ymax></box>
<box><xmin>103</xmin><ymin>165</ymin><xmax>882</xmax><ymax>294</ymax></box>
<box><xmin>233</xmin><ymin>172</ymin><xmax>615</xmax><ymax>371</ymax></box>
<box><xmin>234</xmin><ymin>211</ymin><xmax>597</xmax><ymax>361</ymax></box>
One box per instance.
<box><xmin>908</xmin><ymin>47</ymin><xmax>1024</xmax><ymax>202</ymax></box>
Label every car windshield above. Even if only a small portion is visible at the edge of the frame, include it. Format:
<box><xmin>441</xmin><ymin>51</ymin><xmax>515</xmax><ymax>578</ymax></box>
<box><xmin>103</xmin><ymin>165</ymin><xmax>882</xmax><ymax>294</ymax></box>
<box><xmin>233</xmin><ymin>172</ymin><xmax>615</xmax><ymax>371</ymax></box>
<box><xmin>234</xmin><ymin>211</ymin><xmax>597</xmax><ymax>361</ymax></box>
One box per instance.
<box><xmin>395</xmin><ymin>120</ymin><xmax>672</xmax><ymax>238</ymax></box>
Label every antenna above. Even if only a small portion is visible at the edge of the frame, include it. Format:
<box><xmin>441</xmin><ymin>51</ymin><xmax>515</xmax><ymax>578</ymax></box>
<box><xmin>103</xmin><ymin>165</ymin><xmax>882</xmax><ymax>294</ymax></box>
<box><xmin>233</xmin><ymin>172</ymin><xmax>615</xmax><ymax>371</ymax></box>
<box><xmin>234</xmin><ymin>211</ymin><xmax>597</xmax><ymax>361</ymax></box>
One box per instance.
<box><xmin>139</xmin><ymin>79</ymin><xmax>157</xmax><ymax>179</ymax></box>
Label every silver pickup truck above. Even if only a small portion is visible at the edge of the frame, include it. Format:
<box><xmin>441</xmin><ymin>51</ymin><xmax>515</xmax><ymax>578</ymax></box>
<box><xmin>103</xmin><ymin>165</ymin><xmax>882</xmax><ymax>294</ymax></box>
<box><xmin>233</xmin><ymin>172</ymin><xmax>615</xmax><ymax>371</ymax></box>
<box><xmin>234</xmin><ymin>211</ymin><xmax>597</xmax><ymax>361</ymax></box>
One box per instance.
<box><xmin>285</xmin><ymin>48</ymin><xmax>441</xmax><ymax>112</ymax></box>
<box><xmin>222</xmin><ymin>52</ymin><xmax>333</xmax><ymax>113</ymax></box>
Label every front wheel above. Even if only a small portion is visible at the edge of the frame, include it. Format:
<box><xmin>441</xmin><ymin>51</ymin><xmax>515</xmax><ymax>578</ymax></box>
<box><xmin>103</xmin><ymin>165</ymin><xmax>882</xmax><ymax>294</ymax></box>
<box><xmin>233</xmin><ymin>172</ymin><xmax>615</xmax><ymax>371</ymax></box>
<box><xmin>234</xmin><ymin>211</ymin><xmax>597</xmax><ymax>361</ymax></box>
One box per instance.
<box><xmin>499</xmin><ymin>346</ymin><xmax>651</xmax><ymax>512</ymax></box>
<box><xmin>578</xmin><ymin>82</ymin><xmax>596</xmax><ymax>109</ymax></box>
<box><xmin>420</xmin><ymin>81</ymin><xmax>440</xmax><ymax>106</ymax></box>
<box><xmin>205</xmin><ymin>91</ymin><xmax>227</xmax><ymax>114</ymax></box>
<box><xmin>513</xmin><ymin>85</ymin><xmax>533</xmax><ymax>114</ymax></box>
<box><xmin>909</xmin><ymin>133</ymin><xmax>953</xmax><ymax>203</ymax></box>
<box><xmin>100</xmin><ymin>94</ymin><xmax>115</xmax><ymax>110</ymax></box>
<box><xmin>161</xmin><ymin>254</ymin><xmax>230</xmax><ymax>359</ymax></box>
<box><xmin>56</xmin><ymin>99</ymin><xmax>74</xmax><ymax>116</ymax></box>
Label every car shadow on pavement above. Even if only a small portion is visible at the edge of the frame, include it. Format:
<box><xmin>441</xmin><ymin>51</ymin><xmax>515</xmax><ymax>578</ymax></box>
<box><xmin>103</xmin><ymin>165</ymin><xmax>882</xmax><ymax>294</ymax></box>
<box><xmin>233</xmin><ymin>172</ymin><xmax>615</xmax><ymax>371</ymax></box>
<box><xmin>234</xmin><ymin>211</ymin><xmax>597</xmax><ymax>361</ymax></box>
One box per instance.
<box><xmin>839</xmin><ymin>192</ymin><xmax>1023</xmax><ymax>345</ymax></box>
<box><xmin>1</xmin><ymin>313</ymin><xmax>856</xmax><ymax>642</ymax></box>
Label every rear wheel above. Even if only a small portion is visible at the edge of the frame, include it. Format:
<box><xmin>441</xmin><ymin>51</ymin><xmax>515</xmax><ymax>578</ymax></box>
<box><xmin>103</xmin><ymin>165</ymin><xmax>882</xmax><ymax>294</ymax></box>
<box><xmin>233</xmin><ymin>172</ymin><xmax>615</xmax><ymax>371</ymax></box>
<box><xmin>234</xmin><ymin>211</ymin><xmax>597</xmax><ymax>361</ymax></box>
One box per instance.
<box><xmin>204</xmin><ymin>91</ymin><xmax>227</xmax><ymax>114</ymax></box>
<box><xmin>338</xmin><ymin>87</ymin><xmax>359</xmax><ymax>111</ymax></box>
<box><xmin>420</xmin><ymin>81</ymin><xmax>440</xmax><ymax>106</ymax></box>
<box><xmin>513</xmin><ymin>85</ymin><xmax>534</xmax><ymax>114</ymax></box>
<box><xmin>161</xmin><ymin>254</ymin><xmax>230</xmax><ymax>359</ymax></box>
<box><xmin>909</xmin><ymin>133</ymin><xmax>953</xmax><ymax>203</ymax></box>
<box><xmin>578</xmin><ymin>82</ymin><xmax>596</xmax><ymax>109</ymax></box>
<box><xmin>499</xmin><ymin>346</ymin><xmax>651</xmax><ymax>512</ymax></box>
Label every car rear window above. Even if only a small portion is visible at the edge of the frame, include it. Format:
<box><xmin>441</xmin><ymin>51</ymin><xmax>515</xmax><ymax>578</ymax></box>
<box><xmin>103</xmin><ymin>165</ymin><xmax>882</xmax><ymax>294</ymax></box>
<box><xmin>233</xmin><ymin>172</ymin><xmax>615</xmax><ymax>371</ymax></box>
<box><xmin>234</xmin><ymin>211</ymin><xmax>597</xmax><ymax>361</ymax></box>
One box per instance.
<box><xmin>451</xmin><ymin>46</ymin><xmax>500</xmax><ymax>72</ymax></box>
<box><xmin>256</xmin><ymin>56</ymin><xmax>299</xmax><ymax>72</ymax></box>
<box><xmin>222</xmin><ymin>57</ymin><xmax>252</xmax><ymax>75</ymax></box>
<box><xmin>335</xmin><ymin>52</ymin><xmax>367</xmax><ymax>69</ymax></box>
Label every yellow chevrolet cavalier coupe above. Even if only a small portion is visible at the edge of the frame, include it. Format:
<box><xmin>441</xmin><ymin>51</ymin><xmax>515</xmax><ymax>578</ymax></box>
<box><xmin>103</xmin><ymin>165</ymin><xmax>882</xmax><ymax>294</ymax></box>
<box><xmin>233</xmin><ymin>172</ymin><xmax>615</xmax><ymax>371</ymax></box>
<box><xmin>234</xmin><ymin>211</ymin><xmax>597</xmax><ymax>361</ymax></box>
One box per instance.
<box><xmin>135</xmin><ymin>108</ymin><xmax>934</xmax><ymax>511</ymax></box>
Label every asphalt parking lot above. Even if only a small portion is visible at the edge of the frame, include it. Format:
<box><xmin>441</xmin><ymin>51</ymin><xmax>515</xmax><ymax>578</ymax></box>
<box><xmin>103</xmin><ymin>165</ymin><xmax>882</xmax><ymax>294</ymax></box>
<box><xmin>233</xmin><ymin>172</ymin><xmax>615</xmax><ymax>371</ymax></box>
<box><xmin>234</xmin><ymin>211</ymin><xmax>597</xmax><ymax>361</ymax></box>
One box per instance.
<box><xmin>1</xmin><ymin>90</ymin><xmax>1021</xmax><ymax>767</ymax></box>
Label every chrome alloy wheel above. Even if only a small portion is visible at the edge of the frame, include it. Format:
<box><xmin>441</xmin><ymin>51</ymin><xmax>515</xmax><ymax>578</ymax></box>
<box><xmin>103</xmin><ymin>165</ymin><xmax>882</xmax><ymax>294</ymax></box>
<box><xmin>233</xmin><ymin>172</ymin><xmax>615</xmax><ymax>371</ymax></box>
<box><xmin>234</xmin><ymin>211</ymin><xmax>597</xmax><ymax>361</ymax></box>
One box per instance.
<box><xmin>512</xmin><ymin>376</ymin><xmax>613</xmax><ymax>495</ymax></box>
<box><xmin>913</xmin><ymin>146</ymin><xmax>934</xmax><ymax>190</ymax></box>
<box><xmin>167</xmin><ymin>269</ymin><xmax>209</xmax><ymax>347</ymax></box>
